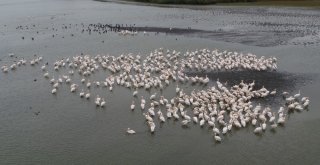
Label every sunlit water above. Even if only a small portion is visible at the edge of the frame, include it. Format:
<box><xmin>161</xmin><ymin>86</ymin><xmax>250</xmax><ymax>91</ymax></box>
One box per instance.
<box><xmin>0</xmin><ymin>0</ymin><xmax>320</xmax><ymax>164</ymax></box>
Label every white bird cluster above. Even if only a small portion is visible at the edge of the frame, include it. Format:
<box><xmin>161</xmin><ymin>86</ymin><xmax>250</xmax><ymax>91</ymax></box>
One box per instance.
<box><xmin>1</xmin><ymin>48</ymin><xmax>309</xmax><ymax>142</ymax></box>
<box><xmin>118</xmin><ymin>30</ymin><xmax>138</xmax><ymax>36</ymax></box>
<box><xmin>46</xmin><ymin>48</ymin><xmax>277</xmax><ymax>92</ymax></box>
<box><xmin>45</xmin><ymin>48</ymin><xmax>277</xmax><ymax>108</ymax></box>
<box><xmin>138</xmin><ymin>79</ymin><xmax>309</xmax><ymax>141</ymax></box>
<box><xmin>181</xmin><ymin>49</ymin><xmax>277</xmax><ymax>72</ymax></box>
<box><xmin>285</xmin><ymin>91</ymin><xmax>310</xmax><ymax>112</ymax></box>
<box><xmin>1</xmin><ymin>54</ymin><xmax>43</xmax><ymax>73</ymax></box>
<box><xmin>51</xmin><ymin>49</ymin><xmax>308</xmax><ymax>140</ymax></box>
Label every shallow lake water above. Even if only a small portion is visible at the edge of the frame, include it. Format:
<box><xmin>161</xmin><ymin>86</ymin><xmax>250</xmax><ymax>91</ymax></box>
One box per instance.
<box><xmin>0</xmin><ymin>0</ymin><xmax>320</xmax><ymax>164</ymax></box>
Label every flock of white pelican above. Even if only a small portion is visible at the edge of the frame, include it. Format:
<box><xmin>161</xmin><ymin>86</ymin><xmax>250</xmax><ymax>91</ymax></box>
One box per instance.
<box><xmin>117</xmin><ymin>30</ymin><xmax>149</xmax><ymax>36</ymax></box>
<box><xmin>1</xmin><ymin>48</ymin><xmax>310</xmax><ymax>142</ymax></box>
<box><xmin>118</xmin><ymin>30</ymin><xmax>138</xmax><ymax>36</ymax></box>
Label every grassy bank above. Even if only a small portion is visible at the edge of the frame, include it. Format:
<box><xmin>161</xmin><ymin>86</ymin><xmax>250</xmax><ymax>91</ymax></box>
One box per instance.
<box><xmin>125</xmin><ymin>0</ymin><xmax>217</xmax><ymax>5</ymax></box>
<box><xmin>117</xmin><ymin>0</ymin><xmax>320</xmax><ymax>6</ymax></box>
<box><xmin>218</xmin><ymin>0</ymin><xmax>320</xmax><ymax>7</ymax></box>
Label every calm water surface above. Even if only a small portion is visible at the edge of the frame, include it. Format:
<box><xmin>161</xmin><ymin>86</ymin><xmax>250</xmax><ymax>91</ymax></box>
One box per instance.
<box><xmin>0</xmin><ymin>0</ymin><xmax>320</xmax><ymax>164</ymax></box>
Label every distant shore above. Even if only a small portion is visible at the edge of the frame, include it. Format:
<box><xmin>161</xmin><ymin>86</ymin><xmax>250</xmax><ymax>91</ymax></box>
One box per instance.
<box><xmin>95</xmin><ymin>0</ymin><xmax>320</xmax><ymax>8</ymax></box>
<box><xmin>217</xmin><ymin>0</ymin><xmax>320</xmax><ymax>7</ymax></box>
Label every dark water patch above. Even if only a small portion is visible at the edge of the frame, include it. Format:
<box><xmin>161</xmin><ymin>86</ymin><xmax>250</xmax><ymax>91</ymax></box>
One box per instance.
<box><xmin>118</xmin><ymin>26</ymin><xmax>318</xmax><ymax>47</ymax></box>
<box><xmin>186</xmin><ymin>70</ymin><xmax>316</xmax><ymax>106</ymax></box>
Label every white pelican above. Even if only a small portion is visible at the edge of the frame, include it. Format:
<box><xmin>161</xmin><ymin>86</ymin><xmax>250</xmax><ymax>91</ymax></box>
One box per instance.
<box><xmin>148</xmin><ymin>121</ymin><xmax>155</xmax><ymax>133</ymax></box>
<box><xmin>70</xmin><ymin>84</ymin><xmax>77</xmax><ymax>92</ymax></box>
<box><xmin>294</xmin><ymin>90</ymin><xmax>301</xmax><ymax>98</ymax></box>
<box><xmin>148</xmin><ymin>107</ymin><xmax>155</xmax><ymax>116</ymax></box>
<box><xmin>127</xmin><ymin>128</ymin><xmax>136</xmax><ymax>134</ymax></box>
<box><xmin>41</xmin><ymin>65</ymin><xmax>46</xmax><ymax>71</ymax></box>
<box><xmin>214</xmin><ymin>133</ymin><xmax>222</xmax><ymax>142</ymax></box>
<box><xmin>181</xmin><ymin>119</ymin><xmax>190</xmax><ymax>126</ymax></box>
<box><xmin>277</xmin><ymin>116</ymin><xmax>286</xmax><ymax>125</ymax></box>
<box><xmin>131</xmin><ymin>101</ymin><xmax>135</xmax><ymax>110</ymax></box>
<box><xmin>51</xmin><ymin>88</ymin><xmax>57</xmax><ymax>94</ymax></box>
<box><xmin>303</xmin><ymin>100</ymin><xmax>310</xmax><ymax>108</ymax></box>
<box><xmin>95</xmin><ymin>95</ymin><xmax>101</xmax><ymax>106</ymax></box>
<box><xmin>193</xmin><ymin>116</ymin><xmax>198</xmax><ymax>123</ymax></box>
<box><xmin>50</xmin><ymin>76</ymin><xmax>55</xmax><ymax>84</ymax></box>
<box><xmin>222</xmin><ymin>126</ymin><xmax>228</xmax><ymax>134</ymax></box>
<box><xmin>141</xmin><ymin>103</ymin><xmax>145</xmax><ymax>110</ymax></box>
<box><xmin>133</xmin><ymin>90</ymin><xmax>138</xmax><ymax>97</ymax></box>
<box><xmin>269</xmin><ymin>113</ymin><xmax>275</xmax><ymax>123</ymax></box>
<box><xmin>176</xmin><ymin>84</ymin><xmax>180</xmax><ymax>93</ymax></box>
<box><xmin>100</xmin><ymin>99</ymin><xmax>106</xmax><ymax>107</ymax></box>
<box><xmin>80</xmin><ymin>90</ymin><xmax>85</xmax><ymax>97</ymax></box>
<box><xmin>85</xmin><ymin>92</ymin><xmax>90</xmax><ymax>99</ymax></box>
<box><xmin>213</xmin><ymin>127</ymin><xmax>220</xmax><ymax>134</ymax></box>
<box><xmin>253</xmin><ymin>125</ymin><xmax>262</xmax><ymax>134</ymax></box>
<box><xmin>282</xmin><ymin>91</ymin><xmax>289</xmax><ymax>96</ymax></box>
<box><xmin>199</xmin><ymin>119</ymin><xmax>205</xmax><ymax>127</ymax></box>
<box><xmin>271</xmin><ymin>122</ymin><xmax>277</xmax><ymax>129</ymax></box>
<box><xmin>262</xmin><ymin>122</ymin><xmax>267</xmax><ymax>130</ymax></box>
<box><xmin>144</xmin><ymin>113</ymin><xmax>153</xmax><ymax>122</ymax></box>
<box><xmin>87</xmin><ymin>81</ymin><xmax>91</xmax><ymax>88</ymax></box>
<box><xmin>150</xmin><ymin>93</ymin><xmax>157</xmax><ymax>100</ymax></box>
<box><xmin>301</xmin><ymin>97</ymin><xmax>309</xmax><ymax>102</ymax></box>
<box><xmin>44</xmin><ymin>72</ymin><xmax>49</xmax><ymax>78</ymax></box>
<box><xmin>270</xmin><ymin>89</ymin><xmax>276</xmax><ymax>95</ymax></box>
<box><xmin>159</xmin><ymin>114</ymin><xmax>166</xmax><ymax>123</ymax></box>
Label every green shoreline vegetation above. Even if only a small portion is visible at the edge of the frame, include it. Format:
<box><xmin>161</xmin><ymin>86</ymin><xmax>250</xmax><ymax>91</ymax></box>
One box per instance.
<box><xmin>125</xmin><ymin>0</ymin><xmax>218</xmax><ymax>5</ymax></box>
<box><xmin>115</xmin><ymin>0</ymin><xmax>320</xmax><ymax>7</ymax></box>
